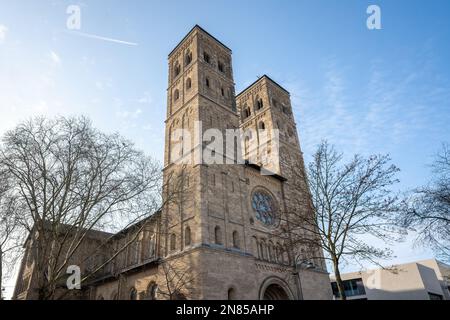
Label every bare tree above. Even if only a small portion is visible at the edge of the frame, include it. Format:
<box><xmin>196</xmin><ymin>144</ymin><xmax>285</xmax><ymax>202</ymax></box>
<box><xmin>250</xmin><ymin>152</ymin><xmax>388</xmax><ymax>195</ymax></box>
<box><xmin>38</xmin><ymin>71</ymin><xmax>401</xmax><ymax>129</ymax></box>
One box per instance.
<box><xmin>283</xmin><ymin>141</ymin><xmax>402</xmax><ymax>300</ymax></box>
<box><xmin>399</xmin><ymin>143</ymin><xmax>450</xmax><ymax>262</ymax></box>
<box><xmin>0</xmin><ymin>116</ymin><xmax>166</xmax><ymax>300</ymax></box>
<box><xmin>0</xmin><ymin>166</ymin><xmax>26</xmax><ymax>300</ymax></box>
<box><xmin>158</xmin><ymin>258</ymin><xmax>196</xmax><ymax>300</ymax></box>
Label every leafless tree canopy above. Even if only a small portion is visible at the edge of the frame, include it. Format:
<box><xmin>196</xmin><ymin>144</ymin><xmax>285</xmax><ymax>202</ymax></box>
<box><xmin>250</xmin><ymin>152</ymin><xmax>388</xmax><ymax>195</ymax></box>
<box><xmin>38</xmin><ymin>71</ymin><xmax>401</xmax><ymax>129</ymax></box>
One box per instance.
<box><xmin>285</xmin><ymin>141</ymin><xmax>402</xmax><ymax>299</ymax></box>
<box><xmin>400</xmin><ymin>143</ymin><xmax>450</xmax><ymax>262</ymax></box>
<box><xmin>0</xmin><ymin>116</ymin><xmax>164</xmax><ymax>299</ymax></box>
<box><xmin>0</xmin><ymin>168</ymin><xmax>25</xmax><ymax>299</ymax></box>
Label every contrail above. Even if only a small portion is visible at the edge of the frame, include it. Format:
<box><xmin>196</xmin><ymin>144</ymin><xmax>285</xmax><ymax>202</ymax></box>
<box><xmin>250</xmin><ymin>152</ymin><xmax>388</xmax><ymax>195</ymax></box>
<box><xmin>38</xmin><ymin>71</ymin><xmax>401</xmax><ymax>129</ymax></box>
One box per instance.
<box><xmin>69</xmin><ymin>30</ymin><xmax>138</xmax><ymax>46</ymax></box>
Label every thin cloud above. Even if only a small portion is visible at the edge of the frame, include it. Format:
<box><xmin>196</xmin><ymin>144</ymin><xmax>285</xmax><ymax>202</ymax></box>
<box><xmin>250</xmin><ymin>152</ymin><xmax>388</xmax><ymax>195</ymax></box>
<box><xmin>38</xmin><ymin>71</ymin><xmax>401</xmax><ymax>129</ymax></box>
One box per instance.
<box><xmin>69</xmin><ymin>30</ymin><xmax>138</xmax><ymax>46</ymax></box>
<box><xmin>50</xmin><ymin>51</ymin><xmax>61</xmax><ymax>65</ymax></box>
<box><xmin>0</xmin><ymin>24</ymin><xmax>8</xmax><ymax>43</ymax></box>
<box><xmin>287</xmin><ymin>49</ymin><xmax>450</xmax><ymax>161</ymax></box>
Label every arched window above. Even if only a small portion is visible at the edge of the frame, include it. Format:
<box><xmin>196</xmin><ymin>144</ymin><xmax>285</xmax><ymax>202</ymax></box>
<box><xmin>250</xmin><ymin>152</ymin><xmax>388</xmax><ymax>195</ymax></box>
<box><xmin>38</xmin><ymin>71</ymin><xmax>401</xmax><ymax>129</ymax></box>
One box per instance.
<box><xmin>272</xmin><ymin>98</ymin><xmax>278</xmax><ymax>108</ymax></box>
<box><xmin>256</xmin><ymin>97</ymin><xmax>263</xmax><ymax>110</ymax></box>
<box><xmin>283</xmin><ymin>246</ymin><xmax>290</xmax><ymax>265</ymax></box>
<box><xmin>252</xmin><ymin>236</ymin><xmax>259</xmax><ymax>258</ymax></box>
<box><xmin>276</xmin><ymin>244</ymin><xmax>283</xmax><ymax>263</ymax></box>
<box><xmin>133</xmin><ymin>241</ymin><xmax>141</xmax><ymax>264</ymax></box>
<box><xmin>170</xmin><ymin>233</ymin><xmax>176</xmax><ymax>251</ymax></box>
<box><xmin>286</xmin><ymin>127</ymin><xmax>293</xmax><ymax>137</ymax></box>
<box><xmin>268</xmin><ymin>241</ymin><xmax>275</xmax><ymax>261</ymax></box>
<box><xmin>221</xmin><ymin>87</ymin><xmax>225</xmax><ymax>96</ymax></box>
<box><xmin>232</xmin><ymin>231</ymin><xmax>240</xmax><ymax>249</ymax></box>
<box><xmin>214</xmin><ymin>226</ymin><xmax>222</xmax><ymax>245</ymax></box>
<box><xmin>174</xmin><ymin>89</ymin><xmax>180</xmax><ymax>101</ymax></box>
<box><xmin>259</xmin><ymin>121</ymin><xmax>266</xmax><ymax>130</ymax></box>
<box><xmin>218</xmin><ymin>60</ymin><xmax>224</xmax><ymax>73</ymax></box>
<box><xmin>185</xmin><ymin>50</ymin><xmax>192</xmax><ymax>65</ymax></box>
<box><xmin>130</xmin><ymin>287</ymin><xmax>138</xmax><ymax>300</ymax></box>
<box><xmin>149</xmin><ymin>234</ymin><xmax>156</xmax><ymax>258</ymax></box>
<box><xmin>185</xmin><ymin>226</ymin><xmax>191</xmax><ymax>246</ymax></box>
<box><xmin>227</xmin><ymin>287</ymin><xmax>236</xmax><ymax>300</ymax></box>
<box><xmin>276</xmin><ymin>121</ymin><xmax>282</xmax><ymax>131</ymax></box>
<box><xmin>174</xmin><ymin>61</ymin><xmax>180</xmax><ymax>77</ymax></box>
<box><xmin>147</xmin><ymin>282</ymin><xmax>158</xmax><ymax>300</ymax></box>
<box><xmin>186</xmin><ymin>78</ymin><xmax>192</xmax><ymax>90</ymax></box>
<box><xmin>259</xmin><ymin>241</ymin><xmax>265</xmax><ymax>260</ymax></box>
<box><xmin>205</xmin><ymin>77</ymin><xmax>210</xmax><ymax>88</ymax></box>
<box><xmin>203</xmin><ymin>51</ymin><xmax>210</xmax><ymax>64</ymax></box>
<box><xmin>97</xmin><ymin>295</ymin><xmax>104</xmax><ymax>300</ymax></box>
<box><xmin>244</xmin><ymin>136</ymin><xmax>250</xmax><ymax>157</ymax></box>
<box><xmin>245</xmin><ymin>108</ymin><xmax>251</xmax><ymax>118</ymax></box>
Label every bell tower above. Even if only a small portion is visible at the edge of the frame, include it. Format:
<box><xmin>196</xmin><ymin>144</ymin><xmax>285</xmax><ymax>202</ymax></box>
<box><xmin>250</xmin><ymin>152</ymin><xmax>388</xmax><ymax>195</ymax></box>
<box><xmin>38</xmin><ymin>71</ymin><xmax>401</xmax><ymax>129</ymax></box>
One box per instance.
<box><xmin>162</xmin><ymin>25</ymin><xmax>240</xmax><ymax>257</ymax></box>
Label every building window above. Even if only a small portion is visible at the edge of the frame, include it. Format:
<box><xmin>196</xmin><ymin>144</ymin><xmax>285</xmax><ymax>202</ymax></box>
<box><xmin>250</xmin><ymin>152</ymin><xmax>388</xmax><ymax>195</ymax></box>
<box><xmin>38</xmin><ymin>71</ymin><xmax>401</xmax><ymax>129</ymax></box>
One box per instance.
<box><xmin>214</xmin><ymin>226</ymin><xmax>222</xmax><ymax>245</ymax></box>
<box><xmin>258</xmin><ymin>121</ymin><xmax>266</xmax><ymax>130</ymax></box>
<box><xmin>260</xmin><ymin>241</ymin><xmax>267</xmax><ymax>260</ymax></box>
<box><xmin>243</xmin><ymin>106</ymin><xmax>251</xmax><ymax>119</ymax></box>
<box><xmin>204</xmin><ymin>52</ymin><xmax>210</xmax><ymax>64</ymax></box>
<box><xmin>272</xmin><ymin>98</ymin><xmax>278</xmax><ymax>108</ymax></box>
<box><xmin>149</xmin><ymin>234</ymin><xmax>156</xmax><ymax>258</ymax></box>
<box><xmin>276</xmin><ymin>121</ymin><xmax>282</xmax><ymax>131</ymax></box>
<box><xmin>227</xmin><ymin>287</ymin><xmax>236</xmax><ymax>300</ymax></box>
<box><xmin>174</xmin><ymin>62</ymin><xmax>180</xmax><ymax>77</ymax></box>
<box><xmin>133</xmin><ymin>241</ymin><xmax>141</xmax><ymax>264</ymax></box>
<box><xmin>251</xmin><ymin>189</ymin><xmax>277</xmax><ymax>226</ymax></box>
<box><xmin>170</xmin><ymin>233</ymin><xmax>176</xmax><ymax>251</ymax></box>
<box><xmin>218</xmin><ymin>61</ymin><xmax>224</xmax><ymax>73</ymax></box>
<box><xmin>232</xmin><ymin>231</ymin><xmax>240</xmax><ymax>249</ymax></box>
<box><xmin>174</xmin><ymin>89</ymin><xmax>180</xmax><ymax>101</ymax></box>
<box><xmin>186</xmin><ymin>78</ymin><xmax>192</xmax><ymax>90</ymax></box>
<box><xmin>276</xmin><ymin>244</ymin><xmax>283</xmax><ymax>263</ymax></box>
<box><xmin>130</xmin><ymin>287</ymin><xmax>138</xmax><ymax>300</ymax></box>
<box><xmin>205</xmin><ymin>77</ymin><xmax>210</xmax><ymax>88</ymax></box>
<box><xmin>185</xmin><ymin>50</ymin><xmax>192</xmax><ymax>66</ymax></box>
<box><xmin>244</xmin><ymin>136</ymin><xmax>250</xmax><ymax>157</ymax></box>
<box><xmin>221</xmin><ymin>87</ymin><xmax>225</xmax><ymax>96</ymax></box>
<box><xmin>256</xmin><ymin>97</ymin><xmax>263</xmax><ymax>110</ymax></box>
<box><xmin>287</xmin><ymin>127</ymin><xmax>294</xmax><ymax>137</ymax></box>
<box><xmin>185</xmin><ymin>226</ymin><xmax>191</xmax><ymax>246</ymax></box>
<box><xmin>268</xmin><ymin>241</ymin><xmax>275</xmax><ymax>261</ymax></box>
<box><xmin>97</xmin><ymin>295</ymin><xmax>104</xmax><ymax>300</ymax></box>
<box><xmin>147</xmin><ymin>282</ymin><xmax>158</xmax><ymax>300</ymax></box>
<box><xmin>331</xmin><ymin>278</ymin><xmax>366</xmax><ymax>299</ymax></box>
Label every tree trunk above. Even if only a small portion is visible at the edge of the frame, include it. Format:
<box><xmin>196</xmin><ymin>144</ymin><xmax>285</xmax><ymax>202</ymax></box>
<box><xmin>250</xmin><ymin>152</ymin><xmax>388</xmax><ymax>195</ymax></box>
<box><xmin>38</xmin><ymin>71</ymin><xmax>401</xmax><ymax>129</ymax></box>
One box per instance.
<box><xmin>332</xmin><ymin>257</ymin><xmax>346</xmax><ymax>300</ymax></box>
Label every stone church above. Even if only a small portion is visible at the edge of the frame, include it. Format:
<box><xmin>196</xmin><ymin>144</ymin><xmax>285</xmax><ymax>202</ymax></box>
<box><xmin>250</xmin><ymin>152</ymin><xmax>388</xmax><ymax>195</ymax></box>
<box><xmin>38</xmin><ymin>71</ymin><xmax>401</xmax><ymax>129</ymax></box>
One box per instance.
<box><xmin>13</xmin><ymin>25</ymin><xmax>332</xmax><ymax>300</ymax></box>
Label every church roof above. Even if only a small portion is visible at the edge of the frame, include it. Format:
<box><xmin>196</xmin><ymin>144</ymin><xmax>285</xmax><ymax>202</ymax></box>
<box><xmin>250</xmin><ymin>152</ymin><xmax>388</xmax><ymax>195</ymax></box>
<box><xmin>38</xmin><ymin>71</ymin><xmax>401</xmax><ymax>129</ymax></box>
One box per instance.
<box><xmin>236</xmin><ymin>75</ymin><xmax>290</xmax><ymax>98</ymax></box>
<box><xmin>168</xmin><ymin>24</ymin><xmax>232</xmax><ymax>57</ymax></box>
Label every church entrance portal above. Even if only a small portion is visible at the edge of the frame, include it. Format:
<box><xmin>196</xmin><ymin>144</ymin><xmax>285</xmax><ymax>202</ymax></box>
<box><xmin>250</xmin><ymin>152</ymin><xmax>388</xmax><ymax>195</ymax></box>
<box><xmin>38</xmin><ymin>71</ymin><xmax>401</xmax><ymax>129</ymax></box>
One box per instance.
<box><xmin>262</xmin><ymin>284</ymin><xmax>290</xmax><ymax>300</ymax></box>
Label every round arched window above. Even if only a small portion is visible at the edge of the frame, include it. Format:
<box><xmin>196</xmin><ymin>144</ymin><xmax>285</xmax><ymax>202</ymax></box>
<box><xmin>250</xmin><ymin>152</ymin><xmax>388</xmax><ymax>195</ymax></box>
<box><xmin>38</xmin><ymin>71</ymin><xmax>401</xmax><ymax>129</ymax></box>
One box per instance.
<box><xmin>251</xmin><ymin>190</ymin><xmax>277</xmax><ymax>226</ymax></box>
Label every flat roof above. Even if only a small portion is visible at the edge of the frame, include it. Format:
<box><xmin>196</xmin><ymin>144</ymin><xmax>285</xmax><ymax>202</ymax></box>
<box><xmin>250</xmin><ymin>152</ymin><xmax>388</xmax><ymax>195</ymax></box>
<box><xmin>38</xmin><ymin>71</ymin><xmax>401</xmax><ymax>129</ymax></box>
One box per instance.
<box><xmin>168</xmin><ymin>24</ymin><xmax>232</xmax><ymax>57</ymax></box>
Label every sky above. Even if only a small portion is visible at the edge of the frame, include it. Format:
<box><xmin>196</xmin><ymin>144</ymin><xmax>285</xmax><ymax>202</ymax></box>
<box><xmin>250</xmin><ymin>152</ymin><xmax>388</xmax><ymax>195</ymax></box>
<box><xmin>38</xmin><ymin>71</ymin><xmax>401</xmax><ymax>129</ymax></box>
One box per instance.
<box><xmin>1</xmin><ymin>0</ymin><xmax>450</xmax><ymax>298</ymax></box>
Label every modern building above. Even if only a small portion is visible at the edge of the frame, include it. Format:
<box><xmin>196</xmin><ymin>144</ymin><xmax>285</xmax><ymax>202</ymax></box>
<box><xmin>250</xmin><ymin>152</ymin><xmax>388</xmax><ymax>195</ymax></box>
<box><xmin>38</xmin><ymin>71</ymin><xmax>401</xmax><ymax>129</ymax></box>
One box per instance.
<box><xmin>13</xmin><ymin>25</ymin><xmax>332</xmax><ymax>300</ymax></box>
<box><xmin>330</xmin><ymin>259</ymin><xmax>450</xmax><ymax>300</ymax></box>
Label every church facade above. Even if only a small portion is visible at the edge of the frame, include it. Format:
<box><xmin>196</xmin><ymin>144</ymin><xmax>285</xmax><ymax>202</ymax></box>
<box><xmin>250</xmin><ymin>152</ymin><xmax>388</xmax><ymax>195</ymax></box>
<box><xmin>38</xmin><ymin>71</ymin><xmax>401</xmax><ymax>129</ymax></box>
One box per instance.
<box><xmin>13</xmin><ymin>25</ymin><xmax>332</xmax><ymax>300</ymax></box>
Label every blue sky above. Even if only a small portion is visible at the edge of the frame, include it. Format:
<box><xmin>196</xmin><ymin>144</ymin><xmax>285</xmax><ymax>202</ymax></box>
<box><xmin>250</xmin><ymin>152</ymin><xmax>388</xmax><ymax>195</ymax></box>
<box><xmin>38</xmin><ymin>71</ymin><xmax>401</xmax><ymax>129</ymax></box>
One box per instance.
<box><xmin>1</xmin><ymin>0</ymin><xmax>450</xmax><ymax>295</ymax></box>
